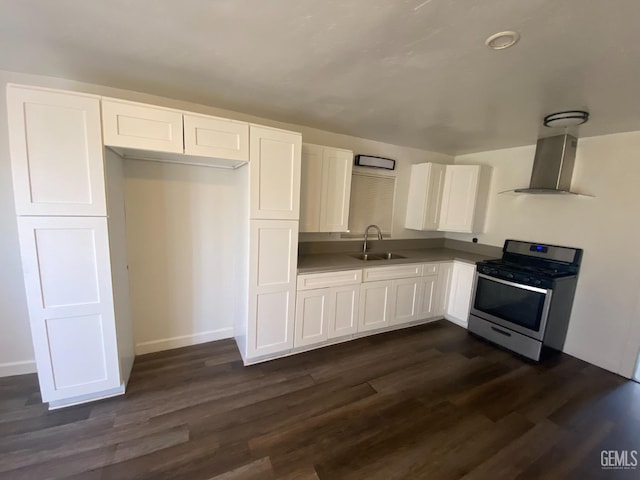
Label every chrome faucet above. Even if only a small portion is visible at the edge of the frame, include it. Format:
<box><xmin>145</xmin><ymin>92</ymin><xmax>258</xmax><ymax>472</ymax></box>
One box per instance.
<box><xmin>363</xmin><ymin>224</ymin><xmax>383</xmax><ymax>254</ymax></box>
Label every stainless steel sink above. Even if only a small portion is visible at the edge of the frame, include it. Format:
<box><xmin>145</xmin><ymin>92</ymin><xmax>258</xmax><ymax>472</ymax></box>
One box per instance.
<box><xmin>382</xmin><ymin>252</ymin><xmax>406</xmax><ymax>260</ymax></box>
<box><xmin>350</xmin><ymin>253</ymin><xmax>384</xmax><ymax>261</ymax></box>
<box><xmin>351</xmin><ymin>252</ymin><xmax>406</xmax><ymax>261</ymax></box>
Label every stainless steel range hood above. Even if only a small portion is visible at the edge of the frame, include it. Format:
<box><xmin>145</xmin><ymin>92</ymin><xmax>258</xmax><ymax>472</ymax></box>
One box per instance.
<box><xmin>514</xmin><ymin>134</ymin><xmax>579</xmax><ymax>194</ymax></box>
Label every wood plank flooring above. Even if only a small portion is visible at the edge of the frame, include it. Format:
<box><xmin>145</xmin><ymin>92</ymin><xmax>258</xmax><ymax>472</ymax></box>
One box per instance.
<box><xmin>1</xmin><ymin>320</ymin><xmax>639</xmax><ymax>479</ymax></box>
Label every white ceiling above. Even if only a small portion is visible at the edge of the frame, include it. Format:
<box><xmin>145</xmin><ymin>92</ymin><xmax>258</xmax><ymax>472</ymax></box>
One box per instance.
<box><xmin>2</xmin><ymin>0</ymin><xmax>640</xmax><ymax>154</ymax></box>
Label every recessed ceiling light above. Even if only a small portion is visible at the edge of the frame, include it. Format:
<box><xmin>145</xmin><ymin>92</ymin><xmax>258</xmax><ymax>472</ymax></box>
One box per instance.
<box><xmin>543</xmin><ymin>110</ymin><xmax>590</xmax><ymax>128</ymax></box>
<box><xmin>485</xmin><ymin>31</ymin><xmax>520</xmax><ymax>50</ymax></box>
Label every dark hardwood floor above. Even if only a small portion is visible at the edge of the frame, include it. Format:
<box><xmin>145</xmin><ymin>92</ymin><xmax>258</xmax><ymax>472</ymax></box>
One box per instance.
<box><xmin>1</xmin><ymin>320</ymin><xmax>639</xmax><ymax>479</ymax></box>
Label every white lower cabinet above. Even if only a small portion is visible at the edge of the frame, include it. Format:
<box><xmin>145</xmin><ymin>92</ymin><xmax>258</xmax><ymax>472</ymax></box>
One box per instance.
<box><xmin>294</xmin><ymin>283</ymin><xmax>360</xmax><ymax>347</ymax></box>
<box><xmin>390</xmin><ymin>277</ymin><xmax>422</xmax><ymax>326</ymax></box>
<box><xmin>329</xmin><ymin>285</ymin><xmax>360</xmax><ymax>339</ymax></box>
<box><xmin>434</xmin><ymin>262</ymin><xmax>453</xmax><ymax>316</ymax></box>
<box><xmin>17</xmin><ymin>216</ymin><xmax>123</xmax><ymax>404</ymax></box>
<box><xmin>293</xmin><ymin>260</ymin><xmax>475</xmax><ymax>352</ymax></box>
<box><xmin>295</xmin><ymin>289</ymin><xmax>330</xmax><ymax>347</ymax></box>
<box><xmin>418</xmin><ymin>275</ymin><xmax>438</xmax><ymax>318</ymax></box>
<box><xmin>359</xmin><ymin>280</ymin><xmax>393</xmax><ymax>332</ymax></box>
<box><xmin>446</xmin><ymin>261</ymin><xmax>476</xmax><ymax>327</ymax></box>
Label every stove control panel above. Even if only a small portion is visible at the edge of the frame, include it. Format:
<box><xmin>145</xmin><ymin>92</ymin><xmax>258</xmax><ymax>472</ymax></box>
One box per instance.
<box><xmin>477</xmin><ymin>265</ymin><xmax>551</xmax><ymax>288</ymax></box>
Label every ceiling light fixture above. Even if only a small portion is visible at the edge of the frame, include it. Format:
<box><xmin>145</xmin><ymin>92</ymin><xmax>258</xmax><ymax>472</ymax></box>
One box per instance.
<box><xmin>485</xmin><ymin>31</ymin><xmax>520</xmax><ymax>50</ymax></box>
<box><xmin>543</xmin><ymin>110</ymin><xmax>590</xmax><ymax>128</ymax></box>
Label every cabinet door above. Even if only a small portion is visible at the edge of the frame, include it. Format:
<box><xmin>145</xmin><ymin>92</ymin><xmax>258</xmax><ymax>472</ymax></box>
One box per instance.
<box><xmin>183</xmin><ymin>114</ymin><xmax>249</xmax><ymax>161</ymax></box>
<box><xmin>405</xmin><ymin>163</ymin><xmax>445</xmax><ymax>231</ymax></box>
<box><xmin>438</xmin><ymin>165</ymin><xmax>480</xmax><ymax>233</ymax></box>
<box><xmin>250</xmin><ymin>125</ymin><xmax>301</xmax><ymax>220</ymax></box>
<box><xmin>329</xmin><ymin>285</ymin><xmax>359</xmax><ymax>338</ymax></box>
<box><xmin>7</xmin><ymin>86</ymin><xmax>106</xmax><ymax>216</ymax></box>
<box><xmin>295</xmin><ymin>289</ymin><xmax>331</xmax><ymax>347</ymax></box>
<box><xmin>446</xmin><ymin>261</ymin><xmax>476</xmax><ymax>327</ymax></box>
<box><xmin>102</xmin><ymin>99</ymin><xmax>183</xmax><ymax>153</ymax></box>
<box><xmin>17</xmin><ymin>217</ymin><xmax>121</xmax><ymax>402</ymax></box>
<box><xmin>418</xmin><ymin>275</ymin><xmax>438</xmax><ymax>319</ymax></box>
<box><xmin>299</xmin><ymin>144</ymin><xmax>323</xmax><ymax>232</ymax></box>
<box><xmin>320</xmin><ymin>148</ymin><xmax>353</xmax><ymax>232</ymax></box>
<box><xmin>359</xmin><ymin>280</ymin><xmax>392</xmax><ymax>333</ymax></box>
<box><xmin>390</xmin><ymin>277</ymin><xmax>421</xmax><ymax>326</ymax></box>
<box><xmin>247</xmin><ymin>220</ymin><xmax>298</xmax><ymax>357</ymax></box>
<box><xmin>434</xmin><ymin>262</ymin><xmax>453</xmax><ymax>316</ymax></box>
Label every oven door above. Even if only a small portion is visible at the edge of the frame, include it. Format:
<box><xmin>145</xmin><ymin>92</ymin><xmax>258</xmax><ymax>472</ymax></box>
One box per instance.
<box><xmin>470</xmin><ymin>273</ymin><xmax>553</xmax><ymax>341</ymax></box>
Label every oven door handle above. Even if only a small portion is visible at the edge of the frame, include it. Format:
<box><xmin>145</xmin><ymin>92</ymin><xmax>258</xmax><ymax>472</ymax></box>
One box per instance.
<box><xmin>476</xmin><ymin>273</ymin><xmax>550</xmax><ymax>294</ymax></box>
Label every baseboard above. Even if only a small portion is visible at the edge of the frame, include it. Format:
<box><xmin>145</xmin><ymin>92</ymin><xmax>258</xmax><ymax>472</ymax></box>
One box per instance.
<box><xmin>0</xmin><ymin>360</ymin><xmax>37</xmax><ymax>377</ymax></box>
<box><xmin>135</xmin><ymin>328</ymin><xmax>234</xmax><ymax>355</ymax></box>
<box><xmin>444</xmin><ymin>315</ymin><xmax>468</xmax><ymax>329</ymax></box>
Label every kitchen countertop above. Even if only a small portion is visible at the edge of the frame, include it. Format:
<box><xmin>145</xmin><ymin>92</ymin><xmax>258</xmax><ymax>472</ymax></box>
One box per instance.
<box><xmin>297</xmin><ymin>247</ymin><xmax>498</xmax><ymax>274</ymax></box>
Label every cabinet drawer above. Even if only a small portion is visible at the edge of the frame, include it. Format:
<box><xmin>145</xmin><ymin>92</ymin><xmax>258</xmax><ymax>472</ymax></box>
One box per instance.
<box><xmin>297</xmin><ymin>269</ymin><xmax>362</xmax><ymax>290</ymax></box>
<box><xmin>363</xmin><ymin>264</ymin><xmax>422</xmax><ymax>282</ymax></box>
<box><xmin>422</xmin><ymin>263</ymin><xmax>439</xmax><ymax>275</ymax></box>
<box><xmin>102</xmin><ymin>99</ymin><xmax>184</xmax><ymax>153</ymax></box>
<box><xmin>183</xmin><ymin>114</ymin><xmax>249</xmax><ymax>161</ymax></box>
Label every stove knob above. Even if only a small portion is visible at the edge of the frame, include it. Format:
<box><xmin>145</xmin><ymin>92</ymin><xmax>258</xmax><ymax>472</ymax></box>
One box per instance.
<box><xmin>521</xmin><ymin>277</ymin><xmax>530</xmax><ymax>283</ymax></box>
<box><xmin>490</xmin><ymin>269</ymin><xmax>499</xmax><ymax>275</ymax></box>
<box><xmin>506</xmin><ymin>273</ymin><xmax>514</xmax><ymax>279</ymax></box>
<box><xmin>533</xmin><ymin>279</ymin><xmax>542</xmax><ymax>286</ymax></box>
<box><xmin>481</xmin><ymin>267</ymin><xmax>491</xmax><ymax>274</ymax></box>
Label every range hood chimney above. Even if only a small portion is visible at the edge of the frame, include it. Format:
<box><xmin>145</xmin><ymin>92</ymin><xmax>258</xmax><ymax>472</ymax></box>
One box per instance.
<box><xmin>514</xmin><ymin>134</ymin><xmax>578</xmax><ymax>194</ymax></box>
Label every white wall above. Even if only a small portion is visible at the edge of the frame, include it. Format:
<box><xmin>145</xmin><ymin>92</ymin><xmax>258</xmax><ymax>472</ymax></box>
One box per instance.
<box><xmin>123</xmin><ymin>159</ymin><xmax>245</xmax><ymax>354</ymax></box>
<box><xmin>449</xmin><ymin>132</ymin><xmax>640</xmax><ymax>377</ymax></box>
<box><xmin>0</xmin><ymin>69</ymin><xmax>450</xmax><ymax>374</ymax></box>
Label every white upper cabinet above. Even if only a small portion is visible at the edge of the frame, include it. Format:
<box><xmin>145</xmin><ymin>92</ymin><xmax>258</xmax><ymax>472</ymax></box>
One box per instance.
<box><xmin>300</xmin><ymin>143</ymin><xmax>353</xmax><ymax>232</ymax></box>
<box><xmin>249</xmin><ymin>125</ymin><xmax>301</xmax><ymax>220</ymax></box>
<box><xmin>102</xmin><ymin>99</ymin><xmax>184</xmax><ymax>153</ymax></box>
<box><xmin>439</xmin><ymin>165</ymin><xmax>490</xmax><ymax>233</ymax></box>
<box><xmin>300</xmin><ymin>144</ymin><xmax>323</xmax><ymax>231</ymax></box>
<box><xmin>183</xmin><ymin>113</ymin><xmax>249</xmax><ymax>161</ymax></box>
<box><xmin>405</xmin><ymin>162</ymin><xmax>445</xmax><ymax>231</ymax></box>
<box><xmin>102</xmin><ymin>99</ymin><xmax>250</xmax><ymax>168</ymax></box>
<box><xmin>405</xmin><ymin>163</ymin><xmax>490</xmax><ymax>233</ymax></box>
<box><xmin>7</xmin><ymin>86</ymin><xmax>106</xmax><ymax>216</ymax></box>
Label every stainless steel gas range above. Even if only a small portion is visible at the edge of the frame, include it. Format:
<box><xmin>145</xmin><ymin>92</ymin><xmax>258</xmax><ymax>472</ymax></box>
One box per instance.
<box><xmin>468</xmin><ymin>239</ymin><xmax>583</xmax><ymax>361</ymax></box>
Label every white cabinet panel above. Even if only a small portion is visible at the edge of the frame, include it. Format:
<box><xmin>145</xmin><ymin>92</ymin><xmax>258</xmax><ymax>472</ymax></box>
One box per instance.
<box><xmin>363</xmin><ymin>264</ymin><xmax>422</xmax><ymax>282</ymax></box>
<box><xmin>255</xmin><ymin>226</ymin><xmax>295</xmax><ymax>288</ymax></box>
<box><xmin>438</xmin><ymin>165</ymin><xmax>480</xmax><ymax>233</ymax></box>
<box><xmin>7</xmin><ymin>86</ymin><xmax>106</xmax><ymax>216</ymax></box>
<box><xmin>435</xmin><ymin>262</ymin><xmax>453</xmax><ymax>316</ymax></box>
<box><xmin>247</xmin><ymin>220</ymin><xmax>298</xmax><ymax>358</ymax></box>
<box><xmin>405</xmin><ymin>162</ymin><xmax>445</xmax><ymax>231</ymax></box>
<box><xmin>254</xmin><ymin>290</ymin><xmax>293</xmax><ymax>354</ymax></box>
<box><xmin>299</xmin><ymin>144</ymin><xmax>323</xmax><ymax>231</ymax></box>
<box><xmin>331</xmin><ymin>285</ymin><xmax>359</xmax><ymax>338</ymax></box>
<box><xmin>102</xmin><ymin>99</ymin><xmax>183</xmax><ymax>153</ymax></box>
<box><xmin>390</xmin><ymin>277</ymin><xmax>421</xmax><ymax>325</ymax></box>
<box><xmin>446</xmin><ymin>261</ymin><xmax>476</xmax><ymax>327</ymax></box>
<box><xmin>250</xmin><ymin>125</ymin><xmax>301</xmax><ymax>220</ymax></box>
<box><xmin>46</xmin><ymin>315</ymin><xmax>109</xmax><ymax>389</ymax></box>
<box><xmin>320</xmin><ymin>148</ymin><xmax>353</xmax><ymax>232</ymax></box>
<box><xmin>299</xmin><ymin>143</ymin><xmax>353</xmax><ymax>232</ymax></box>
<box><xmin>297</xmin><ymin>269</ymin><xmax>361</xmax><ymax>290</ymax></box>
<box><xmin>17</xmin><ymin>216</ymin><xmax>120</xmax><ymax>402</ymax></box>
<box><xmin>418</xmin><ymin>275</ymin><xmax>438</xmax><ymax>319</ymax></box>
<box><xmin>183</xmin><ymin>114</ymin><xmax>248</xmax><ymax>161</ymax></box>
<box><xmin>295</xmin><ymin>289</ymin><xmax>330</xmax><ymax>347</ymax></box>
<box><xmin>359</xmin><ymin>280</ymin><xmax>392</xmax><ymax>332</ymax></box>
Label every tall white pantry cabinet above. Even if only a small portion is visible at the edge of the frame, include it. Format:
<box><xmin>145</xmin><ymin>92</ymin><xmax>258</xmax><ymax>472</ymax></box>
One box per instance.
<box><xmin>7</xmin><ymin>85</ymin><xmax>134</xmax><ymax>408</ymax></box>
<box><xmin>239</xmin><ymin>126</ymin><xmax>302</xmax><ymax>362</ymax></box>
